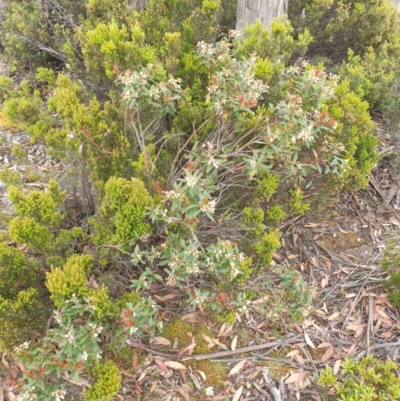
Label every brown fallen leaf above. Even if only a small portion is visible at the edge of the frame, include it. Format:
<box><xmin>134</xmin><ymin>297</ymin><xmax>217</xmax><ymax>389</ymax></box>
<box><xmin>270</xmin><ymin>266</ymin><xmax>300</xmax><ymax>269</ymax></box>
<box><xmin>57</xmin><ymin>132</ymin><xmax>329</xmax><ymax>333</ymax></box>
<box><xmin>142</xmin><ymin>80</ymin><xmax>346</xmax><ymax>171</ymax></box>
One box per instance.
<box><xmin>153</xmin><ymin>337</ymin><xmax>171</xmax><ymax>346</ymax></box>
<box><xmin>327</xmin><ymin>312</ymin><xmax>341</xmax><ymax>321</ymax></box>
<box><xmin>153</xmin><ymin>293</ymin><xmax>177</xmax><ymax>302</ymax></box>
<box><xmin>320</xmin><ymin>347</ymin><xmax>334</xmax><ymax>363</ymax></box>
<box><xmin>178</xmin><ymin>343</ymin><xmax>197</xmax><ymax>357</ymax></box>
<box><xmin>164</xmin><ymin>361</ymin><xmax>187</xmax><ymax>370</ymax></box>
<box><xmin>228</xmin><ymin>359</ymin><xmax>247</xmax><ymax>376</ymax></box>
<box><xmin>285</xmin><ymin>372</ymin><xmax>300</xmax><ymax>384</ymax></box>
<box><xmin>317</xmin><ymin>342</ymin><xmax>332</xmax><ymax>349</ymax></box>
<box><xmin>181</xmin><ymin>313</ymin><xmax>199</xmax><ymax>323</ymax></box>
<box><xmin>333</xmin><ymin>359</ymin><xmax>342</xmax><ymax>375</ymax></box>
<box><xmin>189</xmin><ymin>373</ymin><xmax>201</xmax><ymax>390</ymax></box>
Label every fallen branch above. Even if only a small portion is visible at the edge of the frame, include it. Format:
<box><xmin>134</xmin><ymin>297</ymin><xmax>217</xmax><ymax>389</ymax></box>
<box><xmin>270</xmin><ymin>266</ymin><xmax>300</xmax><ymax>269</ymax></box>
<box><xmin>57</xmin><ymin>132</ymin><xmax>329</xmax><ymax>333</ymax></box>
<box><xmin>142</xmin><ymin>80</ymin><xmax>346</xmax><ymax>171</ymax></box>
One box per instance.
<box><xmin>127</xmin><ymin>335</ymin><xmax>302</xmax><ymax>361</ymax></box>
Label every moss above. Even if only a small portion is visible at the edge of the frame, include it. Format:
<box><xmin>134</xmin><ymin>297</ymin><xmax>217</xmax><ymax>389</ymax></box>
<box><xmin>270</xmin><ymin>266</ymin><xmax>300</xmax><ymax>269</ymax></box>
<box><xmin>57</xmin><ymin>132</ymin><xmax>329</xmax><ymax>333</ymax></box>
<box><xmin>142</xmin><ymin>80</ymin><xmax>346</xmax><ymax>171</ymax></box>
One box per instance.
<box><xmin>182</xmin><ymin>359</ymin><xmax>226</xmax><ymax>388</ymax></box>
<box><xmin>163</xmin><ymin>319</ymin><xmax>216</xmax><ymax>355</ymax></box>
<box><xmin>163</xmin><ymin>318</ymin><xmax>192</xmax><ymax>348</ymax></box>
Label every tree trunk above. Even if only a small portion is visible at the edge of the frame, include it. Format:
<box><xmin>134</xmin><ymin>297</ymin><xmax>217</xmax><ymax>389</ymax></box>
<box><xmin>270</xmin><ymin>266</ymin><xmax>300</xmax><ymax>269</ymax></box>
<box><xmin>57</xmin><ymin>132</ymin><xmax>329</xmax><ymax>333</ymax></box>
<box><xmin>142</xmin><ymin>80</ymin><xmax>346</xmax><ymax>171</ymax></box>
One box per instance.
<box><xmin>392</xmin><ymin>0</ymin><xmax>400</xmax><ymax>11</ymax></box>
<box><xmin>236</xmin><ymin>0</ymin><xmax>289</xmax><ymax>34</ymax></box>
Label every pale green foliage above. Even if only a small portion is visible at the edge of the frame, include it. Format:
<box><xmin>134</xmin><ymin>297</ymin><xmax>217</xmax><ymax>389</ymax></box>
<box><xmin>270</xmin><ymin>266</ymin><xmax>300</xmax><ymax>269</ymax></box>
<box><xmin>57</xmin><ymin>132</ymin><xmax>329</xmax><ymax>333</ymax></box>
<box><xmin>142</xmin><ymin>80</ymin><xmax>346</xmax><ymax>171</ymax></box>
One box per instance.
<box><xmin>91</xmin><ymin>177</ymin><xmax>152</xmax><ymax>247</ymax></box>
<box><xmin>320</xmin><ymin>355</ymin><xmax>400</xmax><ymax>400</ymax></box>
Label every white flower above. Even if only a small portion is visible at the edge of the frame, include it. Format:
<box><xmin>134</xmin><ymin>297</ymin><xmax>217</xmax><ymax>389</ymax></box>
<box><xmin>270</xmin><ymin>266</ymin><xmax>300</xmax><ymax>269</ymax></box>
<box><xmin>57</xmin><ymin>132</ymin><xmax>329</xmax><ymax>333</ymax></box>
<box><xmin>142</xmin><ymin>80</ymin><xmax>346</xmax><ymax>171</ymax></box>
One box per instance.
<box><xmin>130</xmin><ymin>327</ymin><xmax>139</xmax><ymax>335</ymax></box>
<box><xmin>165</xmin><ymin>190</ymin><xmax>181</xmax><ymax>200</ymax></box>
<box><xmin>208</xmin><ymin>157</ymin><xmax>219</xmax><ymax>169</ymax></box>
<box><xmin>23</xmin><ymin>388</ymin><xmax>37</xmax><ymax>401</ymax></box>
<box><xmin>51</xmin><ymin>390</ymin><xmax>66</xmax><ymax>401</ymax></box>
<box><xmin>14</xmin><ymin>342</ymin><xmax>29</xmax><ymax>354</ymax></box>
<box><xmin>200</xmin><ymin>199</ymin><xmax>216</xmax><ymax>215</ymax></box>
<box><xmin>65</xmin><ymin>330</ymin><xmax>75</xmax><ymax>344</ymax></box>
<box><xmin>81</xmin><ymin>351</ymin><xmax>88</xmax><ymax>362</ymax></box>
<box><xmin>186</xmin><ymin>264</ymin><xmax>200</xmax><ymax>274</ymax></box>
<box><xmin>54</xmin><ymin>311</ymin><xmax>62</xmax><ymax>324</ymax></box>
<box><xmin>166</xmin><ymin>275</ymin><xmax>177</xmax><ymax>287</ymax></box>
<box><xmin>185</xmin><ymin>174</ymin><xmax>199</xmax><ymax>188</ymax></box>
<box><xmin>205</xmin><ymin>387</ymin><xmax>214</xmax><ymax>396</ymax></box>
<box><xmin>96</xmin><ymin>353</ymin><xmax>102</xmax><ymax>359</ymax></box>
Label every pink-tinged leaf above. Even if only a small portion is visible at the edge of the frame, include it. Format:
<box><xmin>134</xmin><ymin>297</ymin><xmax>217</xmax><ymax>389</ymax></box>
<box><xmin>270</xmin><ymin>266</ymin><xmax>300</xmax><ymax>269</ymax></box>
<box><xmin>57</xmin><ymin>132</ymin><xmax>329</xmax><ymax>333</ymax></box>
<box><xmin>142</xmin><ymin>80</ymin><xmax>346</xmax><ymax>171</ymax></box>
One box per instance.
<box><xmin>346</xmin><ymin>343</ymin><xmax>356</xmax><ymax>356</ymax></box>
<box><xmin>181</xmin><ymin>313</ymin><xmax>199</xmax><ymax>323</ymax></box>
<box><xmin>154</xmin><ymin>359</ymin><xmax>168</xmax><ymax>373</ymax></box>
<box><xmin>320</xmin><ymin>347</ymin><xmax>334</xmax><ymax>362</ymax></box>
<box><xmin>232</xmin><ymin>386</ymin><xmax>244</xmax><ymax>401</ymax></box>
<box><xmin>304</xmin><ymin>332</ymin><xmax>316</xmax><ymax>349</ymax></box>
<box><xmin>317</xmin><ymin>342</ymin><xmax>332</xmax><ymax>349</ymax></box>
<box><xmin>380</xmin><ymin>331</ymin><xmax>395</xmax><ymax>339</ymax></box>
<box><xmin>164</xmin><ymin>361</ymin><xmax>187</xmax><ymax>370</ymax></box>
<box><xmin>333</xmin><ymin>359</ymin><xmax>342</xmax><ymax>375</ymax></box>
<box><xmin>285</xmin><ymin>372</ymin><xmax>300</xmax><ymax>384</ymax></box>
<box><xmin>228</xmin><ymin>360</ymin><xmax>247</xmax><ymax>376</ymax></box>
<box><xmin>295</xmin><ymin>371</ymin><xmax>309</xmax><ymax>385</ymax></box>
<box><xmin>153</xmin><ymin>293</ymin><xmax>178</xmax><ymax>302</ymax></box>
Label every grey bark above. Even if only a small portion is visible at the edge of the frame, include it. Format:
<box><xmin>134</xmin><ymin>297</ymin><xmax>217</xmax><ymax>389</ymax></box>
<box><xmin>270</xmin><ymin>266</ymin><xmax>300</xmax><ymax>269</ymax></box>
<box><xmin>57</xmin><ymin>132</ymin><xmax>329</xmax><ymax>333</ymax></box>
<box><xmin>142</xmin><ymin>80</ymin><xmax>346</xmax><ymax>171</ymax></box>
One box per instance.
<box><xmin>392</xmin><ymin>0</ymin><xmax>400</xmax><ymax>11</ymax></box>
<box><xmin>236</xmin><ymin>0</ymin><xmax>290</xmax><ymax>34</ymax></box>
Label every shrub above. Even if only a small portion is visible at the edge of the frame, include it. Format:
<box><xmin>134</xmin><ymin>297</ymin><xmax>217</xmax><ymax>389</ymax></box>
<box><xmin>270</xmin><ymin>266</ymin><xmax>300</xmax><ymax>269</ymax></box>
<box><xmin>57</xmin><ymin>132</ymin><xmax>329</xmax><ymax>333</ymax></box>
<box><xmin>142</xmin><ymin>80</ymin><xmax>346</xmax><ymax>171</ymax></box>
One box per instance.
<box><xmin>84</xmin><ymin>361</ymin><xmax>121</xmax><ymax>401</ymax></box>
<box><xmin>90</xmin><ymin>177</ymin><xmax>152</xmax><ymax>247</ymax></box>
<box><xmin>381</xmin><ymin>239</ymin><xmax>400</xmax><ymax>307</ymax></box>
<box><xmin>319</xmin><ymin>355</ymin><xmax>400</xmax><ymax>401</ymax></box>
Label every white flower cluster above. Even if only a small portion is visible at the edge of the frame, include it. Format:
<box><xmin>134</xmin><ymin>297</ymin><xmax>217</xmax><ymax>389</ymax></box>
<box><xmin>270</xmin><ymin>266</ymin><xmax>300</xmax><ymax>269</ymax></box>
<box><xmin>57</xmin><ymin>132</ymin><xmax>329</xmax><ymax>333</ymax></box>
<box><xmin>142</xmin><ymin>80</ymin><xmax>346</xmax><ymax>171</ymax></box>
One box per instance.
<box><xmin>185</xmin><ymin>174</ymin><xmax>199</xmax><ymax>188</ymax></box>
<box><xmin>197</xmin><ymin>41</ymin><xmax>214</xmax><ymax>56</ymax></box>
<box><xmin>208</xmin><ymin>156</ymin><xmax>219</xmax><ymax>169</ymax></box>
<box><xmin>166</xmin><ymin>275</ymin><xmax>177</xmax><ymax>287</ymax></box>
<box><xmin>88</xmin><ymin>323</ymin><xmax>103</xmax><ymax>337</ymax></box>
<box><xmin>164</xmin><ymin>190</ymin><xmax>181</xmax><ymax>200</ymax></box>
<box><xmin>186</xmin><ymin>264</ymin><xmax>200</xmax><ymax>274</ymax></box>
<box><xmin>54</xmin><ymin>310</ymin><xmax>62</xmax><ymax>324</ymax></box>
<box><xmin>51</xmin><ymin>389</ymin><xmax>67</xmax><ymax>401</ymax></box>
<box><xmin>23</xmin><ymin>387</ymin><xmax>37</xmax><ymax>401</ymax></box>
<box><xmin>185</xmin><ymin>247</ymin><xmax>199</xmax><ymax>257</ymax></box>
<box><xmin>200</xmin><ymin>199</ymin><xmax>216</xmax><ymax>214</ymax></box>
<box><xmin>65</xmin><ymin>330</ymin><xmax>75</xmax><ymax>344</ymax></box>
<box><xmin>14</xmin><ymin>341</ymin><xmax>29</xmax><ymax>354</ymax></box>
<box><xmin>194</xmin><ymin>295</ymin><xmax>206</xmax><ymax>304</ymax></box>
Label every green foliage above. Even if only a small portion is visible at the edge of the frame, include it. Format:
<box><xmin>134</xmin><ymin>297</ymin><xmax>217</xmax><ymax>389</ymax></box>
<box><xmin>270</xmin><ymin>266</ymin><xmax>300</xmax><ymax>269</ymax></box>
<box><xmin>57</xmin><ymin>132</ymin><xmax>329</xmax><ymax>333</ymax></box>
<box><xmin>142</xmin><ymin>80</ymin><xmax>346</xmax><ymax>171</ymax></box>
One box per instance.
<box><xmin>279</xmin><ymin>266</ymin><xmax>314</xmax><ymax>320</ymax></box>
<box><xmin>0</xmin><ymin>241</ymin><xmax>37</xmax><ymax>297</ymax></box>
<box><xmin>46</xmin><ymin>259</ymin><xmax>90</xmax><ymax>307</ymax></box>
<box><xmin>265</xmin><ymin>205</ymin><xmax>286</xmax><ymax>222</ymax></box>
<box><xmin>256</xmin><ymin>172</ymin><xmax>280</xmax><ymax>202</ymax></box>
<box><xmin>288</xmin><ymin>188</ymin><xmax>310</xmax><ymax>215</ymax></box>
<box><xmin>319</xmin><ymin>355</ymin><xmax>400</xmax><ymax>401</ymax></box>
<box><xmin>381</xmin><ymin>240</ymin><xmax>400</xmax><ymax>307</ymax></box>
<box><xmin>289</xmin><ymin>0</ymin><xmax>400</xmax><ymax>64</ymax></box>
<box><xmin>91</xmin><ymin>177</ymin><xmax>152</xmax><ymax>247</ymax></box>
<box><xmin>8</xmin><ymin>180</ymin><xmax>63</xmax><ymax>226</ymax></box>
<box><xmin>85</xmin><ymin>361</ymin><xmax>122</xmax><ymax>401</ymax></box>
<box><xmin>0</xmin><ymin>288</ymin><xmax>49</xmax><ymax>350</ymax></box>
